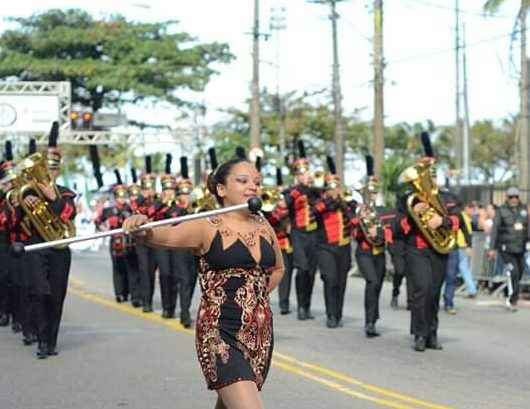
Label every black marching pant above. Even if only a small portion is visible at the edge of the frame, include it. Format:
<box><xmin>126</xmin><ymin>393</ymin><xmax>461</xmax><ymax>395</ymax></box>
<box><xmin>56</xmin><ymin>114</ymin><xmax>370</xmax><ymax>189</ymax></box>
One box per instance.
<box><xmin>0</xmin><ymin>242</ymin><xmax>10</xmax><ymax>316</ymax></box>
<box><xmin>318</xmin><ymin>243</ymin><xmax>351</xmax><ymax>320</ymax></box>
<box><xmin>278</xmin><ymin>251</ymin><xmax>294</xmax><ymax>311</ymax></box>
<box><xmin>155</xmin><ymin>248</ymin><xmax>196</xmax><ymax>314</ymax></box>
<box><xmin>126</xmin><ymin>250</ymin><xmax>142</xmax><ymax>303</ymax></box>
<box><xmin>405</xmin><ymin>246</ymin><xmax>447</xmax><ymax>338</ymax></box>
<box><xmin>389</xmin><ymin>240</ymin><xmax>412</xmax><ymax>304</ymax></box>
<box><xmin>111</xmin><ymin>255</ymin><xmax>129</xmax><ymax>299</ymax></box>
<box><xmin>28</xmin><ymin>248</ymin><xmax>71</xmax><ymax>349</ymax></box>
<box><xmin>136</xmin><ymin>243</ymin><xmax>157</xmax><ymax>306</ymax></box>
<box><xmin>9</xmin><ymin>253</ymin><xmax>33</xmax><ymax>336</ymax></box>
<box><xmin>291</xmin><ymin>229</ymin><xmax>318</xmax><ymax>310</ymax></box>
<box><xmin>500</xmin><ymin>252</ymin><xmax>526</xmax><ymax>304</ymax></box>
<box><xmin>356</xmin><ymin>251</ymin><xmax>386</xmax><ymax>325</ymax></box>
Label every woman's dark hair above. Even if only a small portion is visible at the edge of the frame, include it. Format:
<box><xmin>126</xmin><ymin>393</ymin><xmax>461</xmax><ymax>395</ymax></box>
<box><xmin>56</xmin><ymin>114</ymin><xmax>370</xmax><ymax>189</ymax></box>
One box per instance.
<box><xmin>206</xmin><ymin>157</ymin><xmax>252</xmax><ymax>205</ymax></box>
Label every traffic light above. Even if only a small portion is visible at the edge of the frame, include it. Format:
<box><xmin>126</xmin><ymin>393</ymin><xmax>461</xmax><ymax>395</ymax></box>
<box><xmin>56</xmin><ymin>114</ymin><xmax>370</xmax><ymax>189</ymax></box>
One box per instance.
<box><xmin>70</xmin><ymin>111</ymin><xmax>80</xmax><ymax>129</ymax></box>
<box><xmin>69</xmin><ymin>110</ymin><xmax>93</xmax><ymax>130</ymax></box>
<box><xmin>82</xmin><ymin>112</ymin><xmax>93</xmax><ymax>130</ymax></box>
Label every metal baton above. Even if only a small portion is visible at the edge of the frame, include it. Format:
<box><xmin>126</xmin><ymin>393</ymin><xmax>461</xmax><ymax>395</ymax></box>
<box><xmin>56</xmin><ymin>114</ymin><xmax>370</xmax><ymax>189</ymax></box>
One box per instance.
<box><xmin>11</xmin><ymin>197</ymin><xmax>262</xmax><ymax>256</ymax></box>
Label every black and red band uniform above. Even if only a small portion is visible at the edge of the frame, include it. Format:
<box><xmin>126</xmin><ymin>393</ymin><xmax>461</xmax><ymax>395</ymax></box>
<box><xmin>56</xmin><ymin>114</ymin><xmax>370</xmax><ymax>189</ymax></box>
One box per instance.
<box><xmin>396</xmin><ymin>189</ymin><xmax>460</xmax><ymax>339</ymax></box>
<box><xmin>380</xmin><ymin>207</ymin><xmax>412</xmax><ymax>308</ymax></box>
<box><xmin>96</xmin><ymin>200</ymin><xmax>134</xmax><ymax>302</ymax></box>
<box><xmin>282</xmin><ymin>182</ymin><xmax>321</xmax><ymax>317</ymax></box>
<box><xmin>313</xmin><ymin>195</ymin><xmax>355</xmax><ymax>324</ymax></box>
<box><xmin>131</xmin><ymin>186</ymin><xmax>158</xmax><ymax>311</ymax></box>
<box><xmin>265</xmin><ymin>203</ymin><xmax>293</xmax><ymax>314</ymax></box>
<box><xmin>351</xmin><ymin>209</ymin><xmax>392</xmax><ymax>327</ymax></box>
<box><xmin>9</xmin><ymin>184</ymin><xmax>76</xmax><ymax>352</ymax></box>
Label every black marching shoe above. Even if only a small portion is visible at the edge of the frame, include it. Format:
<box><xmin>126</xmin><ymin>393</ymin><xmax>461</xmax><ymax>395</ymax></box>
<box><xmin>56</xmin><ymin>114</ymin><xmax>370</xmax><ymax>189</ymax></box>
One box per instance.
<box><xmin>305</xmin><ymin>309</ymin><xmax>315</xmax><ymax>320</ymax></box>
<box><xmin>131</xmin><ymin>299</ymin><xmax>142</xmax><ymax>308</ymax></box>
<box><xmin>22</xmin><ymin>333</ymin><xmax>37</xmax><ymax>346</ymax></box>
<box><xmin>414</xmin><ymin>336</ymin><xmax>426</xmax><ymax>352</ymax></box>
<box><xmin>115</xmin><ymin>295</ymin><xmax>125</xmax><ymax>303</ymax></box>
<box><xmin>0</xmin><ymin>313</ymin><xmax>10</xmax><ymax>327</ymax></box>
<box><xmin>426</xmin><ymin>334</ymin><xmax>443</xmax><ymax>350</ymax></box>
<box><xmin>142</xmin><ymin>303</ymin><xmax>153</xmax><ymax>313</ymax></box>
<box><xmin>36</xmin><ymin>342</ymin><xmax>49</xmax><ymax>359</ymax></box>
<box><xmin>280</xmin><ymin>307</ymin><xmax>291</xmax><ymax>315</ymax></box>
<box><xmin>47</xmin><ymin>341</ymin><xmax>59</xmax><ymax>356</ymax></box>
<box><xmin>326</xmin><ymin>316</ymin><xmax>339</xmax><ymax>329</ymax></box>
<box><xmin>365</xmin><ymin>323</ymin><xmax>380</xmax><ymax>338</ymax></box>
<box><xmin>161</xmin><ymin>310</ymin><xmax>175</xmax><ymax>319</ymax></box>
<box><xmin>297</xmin><ymin>306</ymin><xmax>307</xmax><ymax>321</ymax></box>
<box><xmin>180</xmin><ymin>311</ymin><xmax>192</xmax><ymax>328</ymax></box>
<box><xmin>390</xmin><ymin>296</ymin><xmax>398</xmax><ymax>310</ymax></box>
<box><xmin>11</xmin><ymin>321</ymin><xmax>22</xmax><ymax>334</ymax></box>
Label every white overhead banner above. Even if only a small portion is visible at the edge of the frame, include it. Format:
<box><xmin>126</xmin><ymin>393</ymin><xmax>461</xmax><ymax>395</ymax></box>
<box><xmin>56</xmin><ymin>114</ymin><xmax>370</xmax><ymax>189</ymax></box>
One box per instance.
<box><xmin>0</xmin><ymin>95</ymin><xmax>59</xmax><ymax>132</ymax></box>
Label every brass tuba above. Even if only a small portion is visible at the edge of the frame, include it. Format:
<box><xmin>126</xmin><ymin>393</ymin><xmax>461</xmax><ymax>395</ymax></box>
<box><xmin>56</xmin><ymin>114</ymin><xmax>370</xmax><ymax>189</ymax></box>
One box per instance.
<box><xmin>16</xmin><ymin>152</ymin><xmax>76</xmax><ymax>246</ymax></box>
<box><xmin>260</xmin><ymin>186</ymin><xmax>282</xmax><ymax>212</ymax></box>
<box><xmin>398</xmin><ymin>159</ymin><xmax>455</xmax><ymax>254</ymax></box>
<box><xmin>190</xmin><ymin>185</ymin><xmax>218</xmax><ymax>213</ymax></box>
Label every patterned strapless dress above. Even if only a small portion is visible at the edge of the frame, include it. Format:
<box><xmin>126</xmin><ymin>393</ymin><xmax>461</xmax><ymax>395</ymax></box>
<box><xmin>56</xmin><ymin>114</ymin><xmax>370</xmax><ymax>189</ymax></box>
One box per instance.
<box><xmin>195</xmin><ymin>230</ymin><xmax>276</xmax><ymax>391</ymax></box>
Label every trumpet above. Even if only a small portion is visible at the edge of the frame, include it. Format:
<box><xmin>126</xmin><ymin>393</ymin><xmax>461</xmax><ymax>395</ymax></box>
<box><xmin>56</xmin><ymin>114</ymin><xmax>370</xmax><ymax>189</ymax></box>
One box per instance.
<box><xmin>356</xmin><ymin>179</ymin><xmax>384</xmax><ymax>247</ymax></box>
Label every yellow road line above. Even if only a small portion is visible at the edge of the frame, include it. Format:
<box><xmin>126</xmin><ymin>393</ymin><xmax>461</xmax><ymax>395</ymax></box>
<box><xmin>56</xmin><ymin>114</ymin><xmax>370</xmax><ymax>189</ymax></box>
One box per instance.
<box><xmin>68</xmin><ymin>279</ymin><xmax>451</xmax><ymax>409</ymax></box>
<box><xmin>272</xmin><ymin>352</ymin><xmax>452</xmax><ymax>409</ymax></box>
<box><xmin>272</xmin><ymin>360</ymin><xmax>414</xmax><ymax>409</ymax></box>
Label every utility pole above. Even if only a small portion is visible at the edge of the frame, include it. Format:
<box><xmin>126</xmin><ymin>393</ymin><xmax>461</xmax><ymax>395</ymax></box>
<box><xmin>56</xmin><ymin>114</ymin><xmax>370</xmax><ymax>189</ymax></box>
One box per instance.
<box><xmin>462</xmin><ymin>23</ymin><xmax>471</xmax><ymax>184</ymax></box>
<box><xmin>330</xmin><ymin>0</ymin><xmax>346</xmax><ymax>181</ymax></box>
<box><xmin>308</xmin><ymin>0</ymin><xmax>347</xmax><ymax>180</ymax></box>
<box><xmin>270</xmin><ymin>4</ymin><xmax>287</xmax><ymax>154</ymax></box>
<box><xmin>250</xmin><ymin>0</ymin><xmax>262</xmax><ymax>150</ymax></box>
<box><xmin>373</xmin><ymin>0</ymin><xmax>384</xmax><ymax>178</ymax></box>
<box><xmin>519</xmin><ymin>4</ymin><xmax>529</xmax><ymax>202</ymax></box>
<box><xmin>454</xmin><ymin>0</ymin><xmax>464</xmax><ymax>181</ymax></box>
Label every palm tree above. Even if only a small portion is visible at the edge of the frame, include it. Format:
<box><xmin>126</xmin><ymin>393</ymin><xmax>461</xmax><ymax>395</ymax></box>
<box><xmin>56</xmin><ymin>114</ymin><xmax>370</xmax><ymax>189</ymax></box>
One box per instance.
<box><xmin>484</xmin><ymin>0</ymin><xmax>530</xmax><ymax>198</ymax></box>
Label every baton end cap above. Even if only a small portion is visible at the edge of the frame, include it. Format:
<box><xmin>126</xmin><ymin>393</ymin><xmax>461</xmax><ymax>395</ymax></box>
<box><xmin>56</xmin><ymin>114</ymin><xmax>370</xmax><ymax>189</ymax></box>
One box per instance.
<box><xmin>248</xmin><ymin>197</ymin><xmax>262</xmax><ymax>214</ymax></box>
<box><xmin>10</xmin><ymin>242</ymin><xmax>26</xmax><ymax>258</ymax></box>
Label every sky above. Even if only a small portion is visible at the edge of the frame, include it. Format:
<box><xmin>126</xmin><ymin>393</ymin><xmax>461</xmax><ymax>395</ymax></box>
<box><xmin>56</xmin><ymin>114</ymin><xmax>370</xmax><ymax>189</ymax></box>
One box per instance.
<box><xmin>0</xmin><ymin>0</ymin><xmax>523</xmax><ymax>130</ymax></box>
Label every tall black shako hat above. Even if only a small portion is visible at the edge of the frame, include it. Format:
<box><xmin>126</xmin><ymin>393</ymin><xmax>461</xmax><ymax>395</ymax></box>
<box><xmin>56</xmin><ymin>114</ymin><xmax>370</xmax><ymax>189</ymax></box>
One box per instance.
<box><xmin>324</xmin><ymin>156</ymin><xmax>340</xmax><ymax>190</ymax></box>
<box><xmin>47</xmin><ymin>121</ymin><xmax>61</xmax><ymax>170</ymax></box>
<box><xmin>89</xmin><ymin>145</ymin><xmax>104</xmax><ymax>190</ymax></box>
<box><xmin>113</xmin><ymin>169</ymin><xmax>128</xmax><ymax>199</ymax></box>
<box><xmin>160</xmin><ymin>153</ymin><xmax>176</xmax><ymax>191</ymax></box>
<box><xmin>140</xmin><ymin>155</ymin><xmax>156</xmax><ymax>190</ymax></box>
<box><xmin>177</xmin><ymin>156</ymin><xmax>193</xmax><ymax>195</ymax></box>
<box><xmin>293</xmin><ymin>140</ymin><xmax>309</xmax><ymax>175</ymax></box>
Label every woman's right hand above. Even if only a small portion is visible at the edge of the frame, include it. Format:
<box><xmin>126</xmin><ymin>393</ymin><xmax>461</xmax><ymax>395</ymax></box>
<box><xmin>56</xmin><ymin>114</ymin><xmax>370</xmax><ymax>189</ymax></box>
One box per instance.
<box><xmin>123</xmin><ymin>214</ymin><xmax>149</xmax><ymax>233</ymax></box>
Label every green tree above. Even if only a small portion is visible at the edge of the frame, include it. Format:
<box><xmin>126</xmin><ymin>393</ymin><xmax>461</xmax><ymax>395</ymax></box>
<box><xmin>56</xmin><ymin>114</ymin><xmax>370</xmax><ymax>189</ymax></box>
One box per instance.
<box><xmin>471</xmin><ymin>118</ymin><xmax>517</xmax><ymax>183</ymax></box>
<box><xmin>0</xmin><ymin>9</ymin><xmax>234</xmax><ymax>112</ymax></box>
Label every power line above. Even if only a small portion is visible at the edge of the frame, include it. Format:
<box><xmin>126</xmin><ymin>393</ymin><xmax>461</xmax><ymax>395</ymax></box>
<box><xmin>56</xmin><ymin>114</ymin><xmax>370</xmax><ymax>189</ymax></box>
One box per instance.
<box><xmin>388</xmin><ymin>30</ymin><xmax>521</xmax><ymax>65</ymax></box>
<box><xmin>402</xmin><ymin>0</ymin><xmax>513</xmax><ymax>19</ymax></box>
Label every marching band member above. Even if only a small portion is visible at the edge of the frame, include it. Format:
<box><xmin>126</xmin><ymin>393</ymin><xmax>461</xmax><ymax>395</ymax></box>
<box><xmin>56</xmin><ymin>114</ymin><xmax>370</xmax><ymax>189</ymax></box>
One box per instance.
<box><xmin>132</xmin><ymin>156</ymin><xmax>158</xmax><ymax>313</ymax></box>
<box><xmin>396</xmin><ymin>132</ymin><xmax>460</xmax><ymax>352</ymax></box>
<box><xmin>313</xmin><ymin>157</ymin><xmax>356</xmax><ymax>328</ymax></box>
<box><xmin>351</xmin><ymin>156</ymin><xmax>390</xmax><ymax>337</ymax></box>
<box><xmin>264</xmin><ymin>166</ymin><xmax>294</xmax><ymax>315</ymax></box>
<box><xmin>0</xmin><ymin>161</ymin><xmax>11</xmax><ymax>327</ymax></box>
<box><xmin>151</xmin><ymin>154</ymin><xmax>180</xmax><ymax>319</ymax></box>
<box><xmin>123</xmin><ymin>156</ymin><xmax>284</xmax><ymax>409</ymax></box>
<box><xmin>282</xmin><ymin>141</ymin><xmax>321</xmax><ymax>321</ymax></box>
<box><xmin>8</xmin><ymin>123</ymin><xmax>77</xmax><ymax>358</ymax></box>
<box><xmin>95</xmin><ymin>170</ymin><xmax>133</xmax><ymax>303</ymax></box>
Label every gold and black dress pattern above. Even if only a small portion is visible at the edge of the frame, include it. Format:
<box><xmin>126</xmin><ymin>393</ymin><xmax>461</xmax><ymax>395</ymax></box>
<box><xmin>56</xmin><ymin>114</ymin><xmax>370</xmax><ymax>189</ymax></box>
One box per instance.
<box><xmin>195</xmin><ymin>226</ymin><xmax>276</xmax><ymax>391</ymax></box>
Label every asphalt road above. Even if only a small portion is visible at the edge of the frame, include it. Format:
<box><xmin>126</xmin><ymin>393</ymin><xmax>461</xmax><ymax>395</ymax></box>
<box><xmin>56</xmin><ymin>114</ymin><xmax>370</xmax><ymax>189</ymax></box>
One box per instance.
<box><xmin>2</xmin><ymin>248</ymin><xmax>530</xmax><ymax>409</ymax></box>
